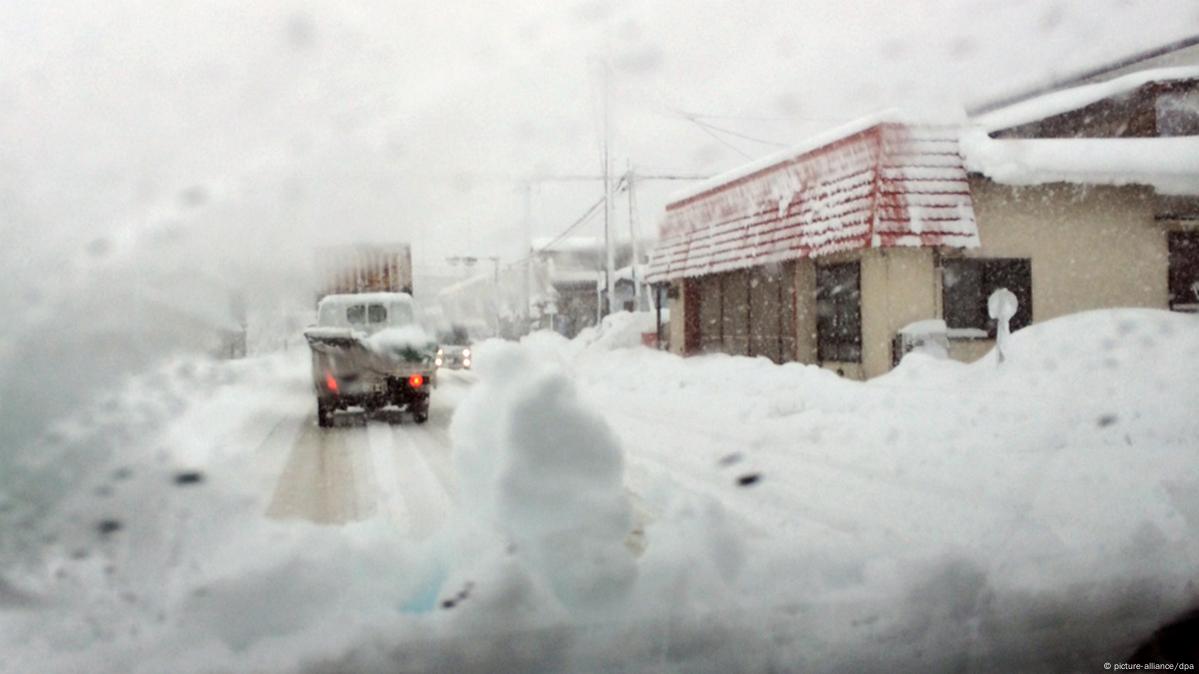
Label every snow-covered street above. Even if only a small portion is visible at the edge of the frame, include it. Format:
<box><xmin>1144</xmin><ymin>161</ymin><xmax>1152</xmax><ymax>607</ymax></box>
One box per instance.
<box><xmin>262</xmin><ymin>372</ymin><xmax>466</xmax><ymax>533</ymax></box>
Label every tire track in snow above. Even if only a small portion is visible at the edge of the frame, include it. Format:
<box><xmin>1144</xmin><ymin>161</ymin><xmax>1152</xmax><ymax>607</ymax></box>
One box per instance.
<box><xmin>369</xmin><ymin>422</ymin><xmax>453</xmax><ymax>539</ymax></box>
<box><xmin>266</xmin><ymin>420</ymin><xmax>375</xmax><ymax>525</ymax></box>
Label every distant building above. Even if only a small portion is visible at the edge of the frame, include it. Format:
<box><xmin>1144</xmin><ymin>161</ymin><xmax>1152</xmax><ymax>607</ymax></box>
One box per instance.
<box><xmin>531</xmin><ymin>237</ymin><xmax>652</xmax><ymax>338</ymax></box>
<box><xmin>648</xmin><ymin>41</ymin><xmax>1199</xmax><ymax>378</ymax></box>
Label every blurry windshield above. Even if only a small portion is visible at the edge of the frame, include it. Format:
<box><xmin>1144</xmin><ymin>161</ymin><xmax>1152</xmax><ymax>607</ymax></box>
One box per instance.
<box><xmin>2</xmin><ymin>2</ymin><xmax>1197</xmax><ymax>673</ymax></box>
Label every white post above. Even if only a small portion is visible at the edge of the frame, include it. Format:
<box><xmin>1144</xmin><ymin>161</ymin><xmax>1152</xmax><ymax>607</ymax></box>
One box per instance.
<box><xmin>988</xmin><ymin>288</ymin><xmax>1018</xmax><ymax>365</ymax></box>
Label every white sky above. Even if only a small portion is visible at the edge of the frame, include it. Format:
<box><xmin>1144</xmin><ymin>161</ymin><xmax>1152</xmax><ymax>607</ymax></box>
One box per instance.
<box><xmin>1</xmin><ymin>0</ymin><xmax>1196</xmax><ymax>293</ymax></box>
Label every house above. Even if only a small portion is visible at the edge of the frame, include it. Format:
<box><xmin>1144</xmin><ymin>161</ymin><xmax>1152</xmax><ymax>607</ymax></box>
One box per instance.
<box><xmin>647</xmin><ymin>41</ymin><xmax>1199</xmax><ymax>379</ymax></box>
<box><xmin>531</xmin><ymin>237</ymin><xmax>652</xmax><ymax>337</ymax></box>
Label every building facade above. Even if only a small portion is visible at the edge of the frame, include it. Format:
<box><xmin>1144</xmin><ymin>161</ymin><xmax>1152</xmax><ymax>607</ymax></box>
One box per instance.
<box><xmin>649</xmin><ymin>55</ymin><xmax>1199</xmax><ymax>379</ymax></box>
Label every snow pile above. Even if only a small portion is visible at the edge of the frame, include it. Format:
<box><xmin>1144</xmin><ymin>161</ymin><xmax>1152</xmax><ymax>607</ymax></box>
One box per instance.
<box><xmin>570</xmin><ymin>310</ymin><xmax>656</xmax><ymax>352</ymax></box>
<box><xmin>558</xmin><ymin>308</ymin><xmax>1199</xmax><ymax>670</ymax></box>
<box><xmin>432</xmin><ymin>337</ymin><xmax>777</xmax><ymax>672</ymax></box>
<box><xmin>960</xmin><ymin>127</ymin><xmax>1199</xmax><ymax>196</ymax></box>
<box><xmin>448</xmin><ymin>340</ymin><xmax>636</xmax><ymax>610</ymax></box>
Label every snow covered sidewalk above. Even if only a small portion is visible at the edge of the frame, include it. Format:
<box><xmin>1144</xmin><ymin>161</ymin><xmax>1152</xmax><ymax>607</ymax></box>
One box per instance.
<box><xmin>534</xmin><ymin>308</ymin><xmax>1199</xmax><ymax>669</ymax></box>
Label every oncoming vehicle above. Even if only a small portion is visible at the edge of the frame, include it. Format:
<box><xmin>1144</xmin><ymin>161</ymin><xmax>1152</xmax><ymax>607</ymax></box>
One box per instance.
<box><xmin>435</xmin><ymin>344</ymin><xmax>472</xmax><ymax>370</ymax></box>
<box><xmin>436</xmin><ymin>324</ymin><xmax>474</xmax><ymax>370</ymax></box>
<box><xmin>304</xmin><ymin>292</ymin><xmax>438</xmax><ymax>427</ymax></box>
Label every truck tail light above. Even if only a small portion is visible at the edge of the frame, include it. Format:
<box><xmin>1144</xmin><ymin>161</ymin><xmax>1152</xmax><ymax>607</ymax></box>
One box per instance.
<box><xmin>324</xmin><ymin>371</ymin><xmax>339</xmax><ymax>393</ymax></box>
<box><xmin>408</xmin><ymin>374</ymin><xmax>425</xmax><ymax>389</ymax></box>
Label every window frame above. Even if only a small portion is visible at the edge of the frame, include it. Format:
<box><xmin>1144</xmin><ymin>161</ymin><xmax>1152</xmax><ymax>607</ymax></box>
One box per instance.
<box><xmin>367</xmin><ymin>303</ymin><xmax>388</xmax><ymax>324</ymax></box>
<box><xmin>942</xmin><ymin>257</ymin><xmax>1033</xmax><ymax>338</ymax></box>
<box><xmin>815</xmin><ymin>262</ymin><xmax>862</xmax><ymax>363</ymax></box>
<box><xmin>1168</xmin><ymin>230</ymin><xmax>1199</xmax><ymax>312</ymax></box>
<box><xmin>345</xmin><ymin>304</ymin><xmax>366</xmax><ymax>325</ymax></box>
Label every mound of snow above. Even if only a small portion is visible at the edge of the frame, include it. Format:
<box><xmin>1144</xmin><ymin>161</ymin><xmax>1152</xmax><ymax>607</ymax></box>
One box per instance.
<box><xmin>449</xmin><ymin>339</ymin><xmax>636</xmax><ymax>613</ymax></box>
<box><xmin>573</xmin><ymin>311</ymin><xmax>656</xmax><ymax>352</ymax></box>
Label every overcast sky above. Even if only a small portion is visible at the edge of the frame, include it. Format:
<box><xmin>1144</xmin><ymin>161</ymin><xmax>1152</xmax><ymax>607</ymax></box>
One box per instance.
<box><xmin>2</xmin><ymin>0</ymin><xmax>1197</xmax><ymax>292</ymax></box>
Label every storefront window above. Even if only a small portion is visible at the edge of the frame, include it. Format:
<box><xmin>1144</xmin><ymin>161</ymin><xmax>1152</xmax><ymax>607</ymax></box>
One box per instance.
<box><xmin>816</xmin><ymin>262</ymin><xmax>862</xmax><ymax>362</ymax></box>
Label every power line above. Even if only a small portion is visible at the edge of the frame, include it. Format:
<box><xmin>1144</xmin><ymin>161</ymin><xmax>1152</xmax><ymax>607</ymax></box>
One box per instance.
<box><xmin>497</xmin><ymin>170</ymin><xmax>710</xmax><ymax>272</ymax></box>
<box><xmin>534</xmin><ymin>175</ymin><xmax>629</xmax><ymax>256</ymax></box>
<box><xmin>685</xmin><ymin>116</ymin><xmax>789</xmax><ymax>147</ymax></box>
<box><xmin>688</xmin><ymin>119</ymin><xmax>755</xmax><ymax>159</ymax></box>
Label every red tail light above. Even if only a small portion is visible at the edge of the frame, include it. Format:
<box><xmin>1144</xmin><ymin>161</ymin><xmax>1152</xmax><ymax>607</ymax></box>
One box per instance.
<box><xmin>408</xmin><ymin>374</ymin><xmax>424</xmax><ymax>389</ymax></box>
<box><xmin>324</xmin><ymin>371</ymin><xmax>339</xmax><ymax>393</ymax></box>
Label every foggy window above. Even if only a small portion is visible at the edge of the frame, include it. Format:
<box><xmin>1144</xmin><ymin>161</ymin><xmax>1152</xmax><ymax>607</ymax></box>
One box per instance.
<box><xmin>1155</xmin><ymin>89</ymin><xmax>1199</xmax><ymax>136</ymax></box>
<box><xmin>943</xmin><ymin>258</ymin><xmax>1032</xmax><ymax>335</ymax></box>
<box><xmin>346</xmin><ymin>304</ymin><xmax>366</xmax><ymax>325</ymax></box>
<box><xmin>815</xmin><ymin>262</ymin><xmax>862</xmax><ymax>362</ymax></box>
<box><xmin>367</xmin><ymin>304</ymin><xmax>388</xmax><ymax>324</ymax></box>
<box><xmin>1168</xmin><ymin>231</ymin><xmax>1199</xmax><ymax>311</ymax></box>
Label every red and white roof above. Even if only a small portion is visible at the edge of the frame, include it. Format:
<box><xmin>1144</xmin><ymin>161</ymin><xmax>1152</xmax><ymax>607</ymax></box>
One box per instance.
<box><xmin>647</xmin><ymin>118</ymin><xmax>980</xmax><ymax>282</ymax></box>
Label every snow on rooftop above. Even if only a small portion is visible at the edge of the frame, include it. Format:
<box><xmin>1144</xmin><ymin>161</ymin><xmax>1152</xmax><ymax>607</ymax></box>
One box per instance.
<box><xmin>667</xmin><ymin>109</ymin><xmax>916</xmax><ymax>205</ymax></box>
<box><xmin>961</xmin><ymin>128</ymin><xmax>1199</xmax><ymax>196</ymax></box>
<box><xmin>648</xmin><ymin>117</ymin><xmax>979</xmax><ymax>282</ymax></box>
<box><xmin>973</xmin><ymin>65</ymin><xmax>1199</xmax><ymax>133</ymax></box>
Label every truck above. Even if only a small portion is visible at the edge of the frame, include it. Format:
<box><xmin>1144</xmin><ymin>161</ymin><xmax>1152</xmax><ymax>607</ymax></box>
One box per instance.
<box><xmin>305</xmin><ymin>245</ymin><xmax>437</xmax><ymax>427</ymax></box>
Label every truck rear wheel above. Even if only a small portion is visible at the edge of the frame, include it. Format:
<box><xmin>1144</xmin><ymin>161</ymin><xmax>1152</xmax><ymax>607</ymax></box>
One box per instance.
<box><xmin>317</xmin><ymin>400</ymin><xmax>333</xmax><ymax>428</ymax></box>
<box><xmin>411</xmin><ymin>400</ymin><xmax>429</xmax><ymax>424</ymax></box>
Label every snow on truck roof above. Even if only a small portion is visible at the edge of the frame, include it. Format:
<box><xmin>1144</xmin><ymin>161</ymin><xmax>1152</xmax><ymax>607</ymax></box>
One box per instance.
<box><xmin>317</xmin><ymin>292</ymin><xmax>414</xmax><ymax>307</ymax></box>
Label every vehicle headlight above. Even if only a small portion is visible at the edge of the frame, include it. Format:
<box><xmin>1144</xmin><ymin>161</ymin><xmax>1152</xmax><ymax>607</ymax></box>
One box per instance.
<box><xmin>462</xmin><ymin>348</ymin><xmax>471</xmax><ymax>357</ymax></box>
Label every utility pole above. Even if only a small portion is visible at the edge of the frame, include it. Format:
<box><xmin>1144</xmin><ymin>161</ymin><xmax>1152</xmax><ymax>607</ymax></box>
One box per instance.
<box><xmin>523</xmin><ymin>181</ymin><xmax>533</xmax><ymax>332</ymax></box>
<box><xmin>602</xmin><ymin>59</ymin><xmax>616</xmax><ymax>319</ymax></box>
<box><xmin>627</xmin><ymin>160</ymin><xmax>642</xmax><ymax>311</ymax></box>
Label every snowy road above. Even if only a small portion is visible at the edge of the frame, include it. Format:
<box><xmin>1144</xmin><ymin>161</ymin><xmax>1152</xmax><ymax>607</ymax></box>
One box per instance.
<box><xmin>263</xmin><ymin>371</ymin><xmax>473</xmax><ymax>535</ymax></box>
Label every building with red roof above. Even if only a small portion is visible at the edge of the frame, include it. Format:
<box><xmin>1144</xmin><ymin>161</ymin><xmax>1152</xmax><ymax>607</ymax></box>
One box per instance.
<box><xmin>648</xmin><ymin>41</ymin><xmax>1199</xmax><ymax>378</ymax></box>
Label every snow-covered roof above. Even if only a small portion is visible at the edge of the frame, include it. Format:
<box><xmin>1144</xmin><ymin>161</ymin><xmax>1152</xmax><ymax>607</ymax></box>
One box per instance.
<box><xmin>973</xmin><ymin>65</ymin><xmax>1199</xmax><ymax>133</ymax></box>
<box><xmin>668</xmin><ymin>110</ymin><xmax>917</xmax><ymax>204</ymax></box>
<box><xmin>961</xmin><ymin>129</ymin><xmax>1199</xmax><ymax>196</ymax></box>
<box><xmin>648</xmin><ymin>118</ymin><xmax>979</xmax><ymax>282</ymax></box>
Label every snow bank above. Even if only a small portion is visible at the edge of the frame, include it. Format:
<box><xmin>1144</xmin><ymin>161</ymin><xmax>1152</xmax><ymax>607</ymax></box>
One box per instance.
<box><xmin>553</xmin><ymin>308</ymin><xmax>1199</xmax><ymax>670</ymax></box>
<box><xmin>570</xmin><ymin>310</ymin><xmax>656</xmax><ymax>352</ymax></box>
